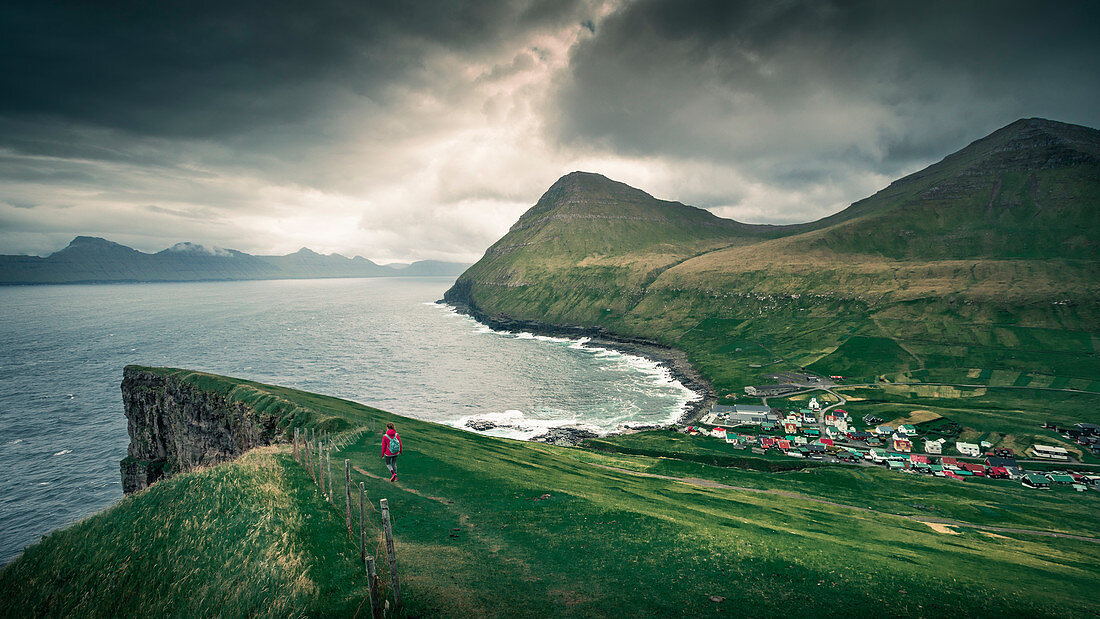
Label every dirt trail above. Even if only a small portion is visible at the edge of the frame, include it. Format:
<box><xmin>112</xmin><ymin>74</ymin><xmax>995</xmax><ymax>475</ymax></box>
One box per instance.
<box><xmin>353</xmin><ymin>465</ymin><xmax>454</xmax><ymax>505</ymax></box>
<box><xmin>591</xmin><ymin>464</ymin><xmax>1100</xmax><ymax>544</ymax></box>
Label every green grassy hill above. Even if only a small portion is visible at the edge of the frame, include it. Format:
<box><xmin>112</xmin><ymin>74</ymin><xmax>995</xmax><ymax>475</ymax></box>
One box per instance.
<box><xmin>445</xmin><ymin>118</ymin><xmax>1100</xmax><ymax>440</ymax></box>
<box><xmin>3</xmin><ymin>369</ymin><xmax>1098</xmax><ymax>616</ymax></box>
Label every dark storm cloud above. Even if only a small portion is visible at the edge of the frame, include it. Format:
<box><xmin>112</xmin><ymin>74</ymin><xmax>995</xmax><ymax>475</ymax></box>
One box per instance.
<box><xmin>554</xmin><ymin>0</ymin><xmax>1100</xmax><ymax>185</ymax></box>
<box><xmin>0</xmin><ymin>0</ymin><xmax>584</xmax><ymax>140</ymax></box>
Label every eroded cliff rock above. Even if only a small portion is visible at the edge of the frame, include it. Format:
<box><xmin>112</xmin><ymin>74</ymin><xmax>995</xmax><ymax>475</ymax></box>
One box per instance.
<box><xmin>120</xmin><ymin>366</ymin><xmax>285</xmax><ymax>493</ymax></box>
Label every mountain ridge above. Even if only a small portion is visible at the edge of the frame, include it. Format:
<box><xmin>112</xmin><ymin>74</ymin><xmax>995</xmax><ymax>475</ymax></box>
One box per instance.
<box><xmin>0</xmin><ymin>236</ymin><xmax>471</xmax><ymax>284</ymax></box>
<box><xmin>445</xmin><ymin>117</ymin><xmax>1100</xmax><ymax>400</ymax></box>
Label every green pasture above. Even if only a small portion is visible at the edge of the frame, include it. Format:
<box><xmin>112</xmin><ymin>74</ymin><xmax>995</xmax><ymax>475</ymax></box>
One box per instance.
<box><xmin>6</xmin><ymin>370</ymin><xmax>1097</xmax><ymax>616</ymax></box>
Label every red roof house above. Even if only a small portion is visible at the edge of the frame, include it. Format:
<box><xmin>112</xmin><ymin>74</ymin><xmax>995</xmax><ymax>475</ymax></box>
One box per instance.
<box><xmin>962</xmin><ymin>463</ymin><xmax>986</xmax><ymax>477</ymax></box>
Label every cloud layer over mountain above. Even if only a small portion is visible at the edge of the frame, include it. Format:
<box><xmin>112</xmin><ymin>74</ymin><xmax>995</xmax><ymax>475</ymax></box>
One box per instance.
<box><xmin>2</xmin><ymin>0</ymin><xmax>1098</xmax><ymax>260</ymax></box>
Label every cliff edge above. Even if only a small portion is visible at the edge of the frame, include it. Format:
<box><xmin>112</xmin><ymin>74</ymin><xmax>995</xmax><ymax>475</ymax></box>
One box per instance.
<box><xmin>119</xmin><ymin>366</ymin><xmax>344</xmax><ymax>493</ymax></box>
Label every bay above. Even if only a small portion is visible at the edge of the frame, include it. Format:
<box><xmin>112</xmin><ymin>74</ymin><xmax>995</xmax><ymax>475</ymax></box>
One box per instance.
<box><xmin>0</xmin><ymin>277</ymin><xmax>696</xmax><ymax>564</ymax></box>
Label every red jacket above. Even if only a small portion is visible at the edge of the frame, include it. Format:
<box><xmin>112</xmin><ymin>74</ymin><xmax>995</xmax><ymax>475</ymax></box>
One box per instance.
<box><xmin>382</xmin><ymin>429</ymin><xmax>402</xmax><ymax>456</ymax></box>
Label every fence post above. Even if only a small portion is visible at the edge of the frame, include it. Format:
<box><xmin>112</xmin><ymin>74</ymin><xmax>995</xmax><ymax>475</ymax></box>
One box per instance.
<box><xmin>367</xmin><ymin>556</ymin><xmax>381</xmax><ymax>619</ymax></box>
<box><xmin>327</xmin><ymin>450</ymin><xmax>334</xmax><ymax>503</ymax></box>
<box><xmin>293</xmin><ymin>427</ymin><xmax>299</xmax><ymax>463</ymax></box>
<box><xmin>345</xmin><ymin>459</ymin><xmax>353</xmax><ymax>534</ymax></box>
<box><xmin>380</xmin><ymin>498</ymin><xmax>401</xmax><ymax>610</ymax></box>
<box><xmin>359</xmin><ymin>482</ymin><xmax>367</xmax><ymax>562</ymax></box>
<box><xmin>305</xmin><ymin>440</ymin><xmax>315</xmax><ymax>483</ymax></box>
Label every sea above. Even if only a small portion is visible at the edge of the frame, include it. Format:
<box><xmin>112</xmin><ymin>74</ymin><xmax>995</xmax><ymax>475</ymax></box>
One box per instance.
<box><xmin>0</xmin><ymin>277</ymin><xmax>698</xmax><ymax>564</ymax></box>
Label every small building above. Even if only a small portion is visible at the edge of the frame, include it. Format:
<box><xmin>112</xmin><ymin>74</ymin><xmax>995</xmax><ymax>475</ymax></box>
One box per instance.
<box><xmin>808</xmin><ymin>397</ymin><xmax>821</xmax><ymax>412</ymax></box>
<box><xmin>744</xmin><ymin>384</ymin><xmax>798</xmax><ymax>397</ymax></box>
<box><xmin>1030</xmin><ymin>444</ymin><xmax>1070</xmax><ymax>461</ymax></box>
<box><xmin>847</xmin><ymin>431</ymin><xmax>873</xmax><ymax>442</ymax></box>
<box><xmin>955</xmin><ymin>442</ymin><xmax>981</xmax><ymax>457</ymax></box>
<box><xmin>941</xmin><ymin>457</ymin><xmax>960</xmax><ymax>469</ymax></box>
<box><xmin>962</xmin><ymin>463</ymin><xmax>986</xmax><ymax>477</ymax></box>
<box><xmin>711</xmin><ymin>405</ymin><xmax>780</xmax><ymax>425</ymax></box>
<box><xmin>897</xmin><ymin>424</ymin><xmax>918</xmax><ymax>436</ymax></box>
<box><xmin>804</xmin><ymin>428</ymin><xmax>821</xmax><ymax>437</ymax></box>
<box><xmin>711</xmin><ymin>427</ymin><xmax>727</xmax><ymax>439</ymax></box>
<box><xmin>1022</xmin><ymin>473</ymin><xmax>1052</xmax><ymax>489</ymax></box>
<box><xmin>1076</xmin><ymin>422</ymin><xmax>1100</xmax><ymax>436</ymax></box>
<box><xmin>1047</xmin><ymin>473</ymin><xmax>1076</xmax><ymax>485</ymax></box>
<box><xmin>924</xmin><ymin>438</ymin><xmax>944</xmax><ymax>454</ymax></box>
<box><xmin>985</xmin><ymin>456</ymin><xmax>1018</xmax><ymax>469</ymax></box>
<box><xmin>793</xmin><ymin>436</ymin><xmax>808</xmax><ymax>446</ymax></box>
<box><xmin>869</xmin><ymin>448</ymin><xmax>890</xmax><ymax>463</ymax></box>
<box><xmin>910</xmin><ymin>454</ymin><xmax>930</xmax><ymax>465</ymax></box>
<box><xmin>891</xmin><ymin>435</ymin><xmax>912</xmax><ymax>452</ymax></box>
<box><xmin>783</xmin><ymin>421</ymin><xmax>799</xmax><ymax>434</ymax></box>
<box><xmin>875</xmin><ymin>425</ymin><xmax>895</xmax><ymax>437</ymax></box>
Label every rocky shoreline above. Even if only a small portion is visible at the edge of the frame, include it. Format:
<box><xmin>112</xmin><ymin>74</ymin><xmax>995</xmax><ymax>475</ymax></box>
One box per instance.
<box><xmin>442</xmin><ymin>298</ymin><xmax>716</xmax><ymax>445</ymax></box>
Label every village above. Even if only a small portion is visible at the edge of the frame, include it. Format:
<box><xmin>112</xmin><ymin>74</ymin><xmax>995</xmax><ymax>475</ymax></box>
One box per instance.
<box><xmin>685</xmin><ymin>391</ymin><xmax>1100</xmax><ymax>493</ymax></box>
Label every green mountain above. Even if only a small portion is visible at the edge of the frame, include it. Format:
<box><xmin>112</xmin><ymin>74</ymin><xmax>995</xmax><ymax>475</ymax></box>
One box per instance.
<box><xmin>446</xmin><ymin>118</ymin><xmax>1100</xmax><ymax>417</ymax></box>
<box><xmin>0</xmin><ymin>237</ymin><xmax>470</xmax><ymax>284</ymax></box>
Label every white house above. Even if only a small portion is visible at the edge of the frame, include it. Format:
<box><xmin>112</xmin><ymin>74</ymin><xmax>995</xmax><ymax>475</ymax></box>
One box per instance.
<box><xmin>956</xmin><ymin>441</ymin><xmax>980</xmax><ymax>457</ymax></box>
<box><xmin>924</xmin><ymin>438</ymin><xmax>944</xmax><ymax>454</ymax></box>
<box><xmin>808</xmin><ymin>397</ymin><xmax>821</xmax><ymax>412</ymax></box>
<box><xmin>1031</xmin><ymin>444</ymin><xmax>1070</xmax><ymax>461</ymax></box>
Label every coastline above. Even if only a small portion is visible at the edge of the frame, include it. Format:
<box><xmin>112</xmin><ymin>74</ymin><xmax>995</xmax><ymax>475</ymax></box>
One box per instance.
<box><xmin>440</xmin><ymin>299</ymin><xmax>716</xmax><ymax>438</ymax></box>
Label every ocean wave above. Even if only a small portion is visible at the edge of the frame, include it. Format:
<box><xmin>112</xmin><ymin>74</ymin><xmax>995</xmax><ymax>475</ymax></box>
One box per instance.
<box><xmin>52</xmin><ymin>449</ymin><xmax>72</xmax><ymax>456</ymax></box>
<box><xmin>453</xmin><ymin>409</ymin><xmax>600</xmax><ymax>441</ymax></box>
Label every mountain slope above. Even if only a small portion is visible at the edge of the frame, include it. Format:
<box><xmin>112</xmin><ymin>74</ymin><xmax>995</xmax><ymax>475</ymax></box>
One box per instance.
<box><xmin>803</xmin><ymin>117</ymin><xmax>1100</xmax><ymax>259</ymax></box>
<box><xmin>446</xmin><ymin>118</ymin><xmax>1100</xmax><ymax>401</ymax></box>
<box><xmin>5</xmin><ymin>369</ymin><xmax>1097</xmax><ymax>616</ymax></box>
<box><xmin>447</xmin><ymin>171</ymin><xmax>794</xmax><ymax>327</ymax></box>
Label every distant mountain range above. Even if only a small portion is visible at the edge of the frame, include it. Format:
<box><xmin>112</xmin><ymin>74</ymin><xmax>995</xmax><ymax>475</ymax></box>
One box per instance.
<box><xmin>0</xmin><ymin>237</ymin><xmax>471</xmax><ymax>284</ymax></box>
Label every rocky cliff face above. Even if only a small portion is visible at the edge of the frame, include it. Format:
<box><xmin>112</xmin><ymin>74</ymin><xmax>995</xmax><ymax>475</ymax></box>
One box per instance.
<box><xmin>120</xmin><ymin>366</ymin><xmax>284</xmax><ymax>494</ymax></box>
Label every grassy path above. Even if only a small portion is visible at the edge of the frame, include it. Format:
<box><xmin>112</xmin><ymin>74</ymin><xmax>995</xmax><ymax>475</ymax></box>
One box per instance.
<box><xmin>591</xmin><ymin>464</ymin><xmax>1100</xmax><ymax>543</ymax></box>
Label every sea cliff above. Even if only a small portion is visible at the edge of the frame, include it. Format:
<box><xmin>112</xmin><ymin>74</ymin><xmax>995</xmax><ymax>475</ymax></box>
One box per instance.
<box><xmin>119</xmin><ymin>366</ymin><xmax>346</xmax><ymax>493</ymax></box>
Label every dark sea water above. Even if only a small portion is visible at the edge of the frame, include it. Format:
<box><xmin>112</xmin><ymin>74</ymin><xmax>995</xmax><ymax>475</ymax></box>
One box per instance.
<box><xmin>0</xmin><ymin>277</ymin><xmax>696</xmax><ymax>564</ymax></box>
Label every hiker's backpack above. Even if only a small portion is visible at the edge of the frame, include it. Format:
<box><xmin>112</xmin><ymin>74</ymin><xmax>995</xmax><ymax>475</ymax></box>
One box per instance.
<box><xmin>388</xmin><ymin>434</ymin><xmax>401</xmax><ymax>454</ymax></box>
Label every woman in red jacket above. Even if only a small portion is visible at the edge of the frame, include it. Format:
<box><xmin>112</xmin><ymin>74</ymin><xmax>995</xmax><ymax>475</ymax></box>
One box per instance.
<box><xmin>382</xmin><ymin>422</ymin><xmax>402</xmax><ymax>482</ymax></box>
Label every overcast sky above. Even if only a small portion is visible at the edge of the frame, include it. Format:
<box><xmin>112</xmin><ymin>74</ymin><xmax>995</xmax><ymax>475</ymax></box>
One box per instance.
<box><xmin>2</xmin><ymin>0</ymin><xmax>1098</xmax><ymax>261</ymax></box>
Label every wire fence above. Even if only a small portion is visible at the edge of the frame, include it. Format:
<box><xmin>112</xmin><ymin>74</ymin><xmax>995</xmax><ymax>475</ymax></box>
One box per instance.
<box><xmin>293</xmin><ymin>424</ymin><xmax>400</xmax><ymax>618</ymax></box>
